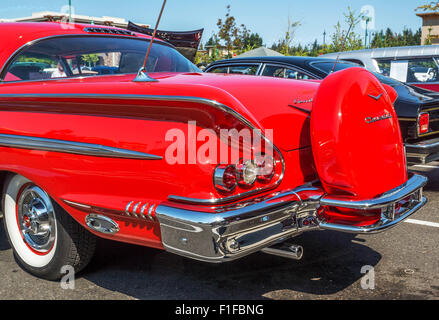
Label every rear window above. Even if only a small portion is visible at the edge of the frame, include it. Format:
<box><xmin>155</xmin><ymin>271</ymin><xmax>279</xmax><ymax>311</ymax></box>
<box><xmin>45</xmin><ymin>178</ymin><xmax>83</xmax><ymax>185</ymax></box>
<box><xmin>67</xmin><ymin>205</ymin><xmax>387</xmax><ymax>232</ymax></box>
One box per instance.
<box><xmin>407</xmin><ymin>58</ymin><xmax>439</xmax><ymax>83</ymax></box>
<box><xmin>310</xmin><ymin>61</ymin><xmax>361</xmax><ymax>75</ymax></box>
<box><xmin>2</xmin><ymin>36</ymin><xmax>200</xmax><ymax>82</ymax></box>
<box><xmin>375</xmin><ymin>59</ymin><xmax>392</xmax><ymax>77</ymax></box>
<box><xmin>207</xmin><ymin>64</ymin><xmax>259</xmax><ymax>75</ymax></box>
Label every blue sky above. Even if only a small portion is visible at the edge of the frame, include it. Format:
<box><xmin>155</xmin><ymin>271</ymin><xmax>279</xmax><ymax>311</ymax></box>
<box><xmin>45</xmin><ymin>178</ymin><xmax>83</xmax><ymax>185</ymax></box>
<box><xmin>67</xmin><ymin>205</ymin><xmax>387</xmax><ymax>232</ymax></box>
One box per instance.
<box><xmin>0</xmin><ymin>0</ymin><xmax>429</xmax><ymax>46</ymax></box>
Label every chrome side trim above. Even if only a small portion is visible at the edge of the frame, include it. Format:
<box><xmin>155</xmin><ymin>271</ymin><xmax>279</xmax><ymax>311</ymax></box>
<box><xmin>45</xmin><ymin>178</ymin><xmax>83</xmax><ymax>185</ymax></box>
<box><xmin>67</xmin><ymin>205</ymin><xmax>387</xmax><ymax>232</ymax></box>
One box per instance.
<box><xmin>0</xmin><ymin>92</ymin><xmax>286</xmax><ymax>204</ymax></box>
<box><xmin>0</xmin><ymin>93</ymin><xmax>285</xmax><ymax>204</ymax></box>
<box><xmin>132</xmin><ymin>202</ymin><xmax>141</xmax><ymax>218</ymax></box>
<box><xmin>0</xmin><ymin>134</ymin><xmax>162</xmax><ymax>160</ymax></box>
<box><xmin>140</xmin><ymin>203</ymin><xmax>149</xmax><ymax>219</ymax></box>
<box><xmin>125</xmin><ymin>201</ymin><xmax>134</xmax><ymax>216</ymax></box>
<box><xmin>85</xmin><ymin>214</ymin><xmax>120</xmax><ymax>235</ymax></box>
<box><xmin>148</xmin><ymin>204</ymin><xmax>156</xmax><ymax>221</ymax></box>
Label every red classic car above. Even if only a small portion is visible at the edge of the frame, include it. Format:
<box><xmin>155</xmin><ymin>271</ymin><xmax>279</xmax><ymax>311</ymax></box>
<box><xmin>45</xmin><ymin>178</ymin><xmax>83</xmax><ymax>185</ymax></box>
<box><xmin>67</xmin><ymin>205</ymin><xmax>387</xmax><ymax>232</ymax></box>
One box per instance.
<box><xmin>0</xmin><ymin>22</ymin><xmax>428</xmax><ymax>280</ymax></box>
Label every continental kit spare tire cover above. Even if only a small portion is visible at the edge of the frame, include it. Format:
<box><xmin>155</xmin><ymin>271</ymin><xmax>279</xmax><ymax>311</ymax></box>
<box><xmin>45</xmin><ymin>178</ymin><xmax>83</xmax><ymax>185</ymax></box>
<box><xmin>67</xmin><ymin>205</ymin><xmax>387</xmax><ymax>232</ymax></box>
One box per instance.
<box><xmin>310</xmin><ymin>67</ymin><xmax>407</xmax><ymax>200</ymax></box>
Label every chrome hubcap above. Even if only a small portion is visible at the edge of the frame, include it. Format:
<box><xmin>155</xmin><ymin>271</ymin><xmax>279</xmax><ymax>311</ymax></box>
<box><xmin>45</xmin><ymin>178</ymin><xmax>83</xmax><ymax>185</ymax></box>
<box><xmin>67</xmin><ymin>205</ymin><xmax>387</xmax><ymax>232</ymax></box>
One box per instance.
<box><xmin>17</xmin><ymin>185</ymin><xmax>56</xmax><ymax>253</ymax></box>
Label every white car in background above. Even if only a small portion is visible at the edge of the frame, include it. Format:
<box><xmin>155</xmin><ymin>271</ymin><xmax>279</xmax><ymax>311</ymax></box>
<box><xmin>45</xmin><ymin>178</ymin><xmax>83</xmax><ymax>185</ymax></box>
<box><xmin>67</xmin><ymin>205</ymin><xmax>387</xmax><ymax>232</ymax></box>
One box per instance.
<box><xmin>322</xmin><ymin>45</ymin><xmax>439</xmax><ymax>92</ymax></box>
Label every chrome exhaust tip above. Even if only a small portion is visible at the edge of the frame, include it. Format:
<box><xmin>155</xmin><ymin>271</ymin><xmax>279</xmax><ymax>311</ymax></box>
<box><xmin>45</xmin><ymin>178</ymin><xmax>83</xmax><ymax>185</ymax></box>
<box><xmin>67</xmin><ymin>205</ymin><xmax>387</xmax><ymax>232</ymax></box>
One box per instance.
<box><xmin>85</xmin><ymin>214</ymin><xmax>119</xmax><ymax>234</ymax></box>
<box><xmin>261</xmin><ymin>243</ymin><xmax>303</xmax><ymax>260</ymax></box>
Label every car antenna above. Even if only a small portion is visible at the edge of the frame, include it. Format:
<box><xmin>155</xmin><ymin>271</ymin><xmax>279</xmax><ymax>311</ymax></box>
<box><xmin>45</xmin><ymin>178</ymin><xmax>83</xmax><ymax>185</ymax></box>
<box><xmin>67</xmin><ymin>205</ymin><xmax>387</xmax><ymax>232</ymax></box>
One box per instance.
<box><xmin>330</xmin><ymin>19</ymin><xmax>355</xmax><ymax>74</ymax></box>
<box><xmin>133</xmin><ymin>0</ymin><xmax>167</xmax><ymax>82</ymax></box>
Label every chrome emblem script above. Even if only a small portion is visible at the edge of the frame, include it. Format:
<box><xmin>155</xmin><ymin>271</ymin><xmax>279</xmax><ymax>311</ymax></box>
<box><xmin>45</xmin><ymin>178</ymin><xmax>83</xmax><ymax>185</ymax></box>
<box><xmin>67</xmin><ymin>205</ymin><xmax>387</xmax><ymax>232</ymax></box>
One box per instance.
<box><xmin>365</xmin><ymin>113</ymin><xmax>393</xmax><ymax>124</ymax></box>
<box><xmin>368</xmin><ymin>93</ymin><xmax>383</xmax><ymax>101</ymax></box>
<box><xmin>293</xmin><ymin>98</ymin><xmax>313</xmax><ymax>104</ymax></box>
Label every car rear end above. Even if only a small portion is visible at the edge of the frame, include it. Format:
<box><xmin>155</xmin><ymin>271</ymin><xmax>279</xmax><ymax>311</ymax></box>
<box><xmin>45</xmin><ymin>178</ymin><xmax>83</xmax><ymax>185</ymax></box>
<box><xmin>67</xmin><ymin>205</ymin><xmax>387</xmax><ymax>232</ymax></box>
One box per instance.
<box><xmin>405</xmin><ymin>101</ymin><xmax>439</xmax><ymax>164</ymax></box>
<box><xmin>155</xmin><ymin>68</ymin><xmax>427</xmax><ymax>263</ymax></box>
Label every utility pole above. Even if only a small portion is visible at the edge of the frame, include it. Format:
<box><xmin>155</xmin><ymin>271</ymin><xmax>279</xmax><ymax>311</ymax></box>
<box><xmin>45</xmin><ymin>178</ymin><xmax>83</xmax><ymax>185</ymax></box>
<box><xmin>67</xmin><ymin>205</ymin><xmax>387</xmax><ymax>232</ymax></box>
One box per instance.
<box><xmin>68</xmin><ymin>0</ymin><xmax>72</xmax><ymax>23</ymax></box>
<box><xmin>363</xmin><ymin>16</ymin><xmax>371</xmax><ymax>48</ymax></box>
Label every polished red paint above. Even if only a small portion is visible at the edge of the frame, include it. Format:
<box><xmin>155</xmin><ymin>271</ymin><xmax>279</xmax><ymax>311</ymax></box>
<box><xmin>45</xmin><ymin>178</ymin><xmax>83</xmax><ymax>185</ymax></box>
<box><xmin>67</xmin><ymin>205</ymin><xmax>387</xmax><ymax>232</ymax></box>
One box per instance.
<box><xmin>311</xmin><ymin>68</ymin><xmax>407</xmax><ymax>199</ymax></box>
<box><xmin>413</xmin><ymin>83</ymin><xmax>439</xmax><ymax>92</ymax></box>
<box><xmin>0</xmin><ymin>23</ymin><xmax>409</xmax><ymax>247</ymax></box>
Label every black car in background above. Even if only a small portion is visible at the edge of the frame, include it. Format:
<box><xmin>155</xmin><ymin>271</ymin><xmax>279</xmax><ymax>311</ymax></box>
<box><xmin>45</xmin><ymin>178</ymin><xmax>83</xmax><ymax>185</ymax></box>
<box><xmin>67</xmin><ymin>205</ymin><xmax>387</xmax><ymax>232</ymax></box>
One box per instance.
<box><xmin>205</xmin><ymin>56</ymin><xmax>439</xmax><ymax>164</ymax></box>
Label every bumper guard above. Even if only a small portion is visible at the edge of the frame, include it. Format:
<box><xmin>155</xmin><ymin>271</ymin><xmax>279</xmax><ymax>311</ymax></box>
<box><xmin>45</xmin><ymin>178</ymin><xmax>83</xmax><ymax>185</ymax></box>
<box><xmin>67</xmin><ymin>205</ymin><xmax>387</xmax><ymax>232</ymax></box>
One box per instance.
<box><xmin>405</xmin><ymin>137</ymin><xmax>439</xmax><ymax>164</ymax></box>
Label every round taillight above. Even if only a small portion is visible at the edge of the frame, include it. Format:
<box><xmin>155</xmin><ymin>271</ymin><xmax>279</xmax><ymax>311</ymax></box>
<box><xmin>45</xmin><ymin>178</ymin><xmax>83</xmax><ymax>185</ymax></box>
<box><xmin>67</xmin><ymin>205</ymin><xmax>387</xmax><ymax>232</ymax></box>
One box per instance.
<box><xmin>255</xmin><ymin>154</ymin><xmax>276</xmax><ymax>182</ymax></box>
<box><xmin>214</xmin><ymin>164</ymin><xmax>237</xmax><ymax>192</ymax></box>
<box><xmin>236</xmin><ymin>160</ymin><xmax>258</xmax><ymax>186</ymax></box>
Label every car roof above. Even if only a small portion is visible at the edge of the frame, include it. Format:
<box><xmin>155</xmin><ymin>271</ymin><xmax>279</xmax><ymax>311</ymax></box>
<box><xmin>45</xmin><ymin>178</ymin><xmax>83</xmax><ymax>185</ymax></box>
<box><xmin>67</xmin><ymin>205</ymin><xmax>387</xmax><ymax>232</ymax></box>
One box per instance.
<box><xmin>212</xmin><ymin>56</ymin><xmax>334</xmax><ymax>65</ymax></box>
<box><xmin>0</xmin><ymin>22</ymin><xmax>163</xmax><ymax>73</ymax></box>
<box><xmin>322</xmin><ymin>45</ymin><xmax>439</xmax><ymax>60</ymax></box>
<box><xmin>208</xmin><ymin>56</ymin><xmax>338</xmax><ymax>69</ymax></box>
<box><xmin>0</xmin><ymin>22</ymin><xmax>152</xmax><ymax>40</ymax></box>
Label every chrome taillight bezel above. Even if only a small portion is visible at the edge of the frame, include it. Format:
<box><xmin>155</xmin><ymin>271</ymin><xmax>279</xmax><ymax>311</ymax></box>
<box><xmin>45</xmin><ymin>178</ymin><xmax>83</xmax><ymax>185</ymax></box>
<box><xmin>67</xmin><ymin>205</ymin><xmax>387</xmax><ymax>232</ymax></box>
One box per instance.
<box><xmin>214</xmin><ymin>164</ymin><xmax>238</xmax><ymax>193</ymax></box>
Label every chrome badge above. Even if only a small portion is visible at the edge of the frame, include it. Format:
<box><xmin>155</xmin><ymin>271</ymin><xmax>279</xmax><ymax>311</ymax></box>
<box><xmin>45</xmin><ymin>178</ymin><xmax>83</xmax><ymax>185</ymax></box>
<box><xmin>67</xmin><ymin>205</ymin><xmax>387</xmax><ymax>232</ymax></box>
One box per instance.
<box><xmin>293</xmin><ymin>98</ymin><xmax>313</xmax><ymax>104</ymax></box>
<box><xmin>368</xmin><ymin>93</ymin><xmax>383</xmax><ymax>101</ymax></box>
<box><xmin>365</xmin><ymin>113</ymin><xmax>393</xmax><ymax>124</ymax></box>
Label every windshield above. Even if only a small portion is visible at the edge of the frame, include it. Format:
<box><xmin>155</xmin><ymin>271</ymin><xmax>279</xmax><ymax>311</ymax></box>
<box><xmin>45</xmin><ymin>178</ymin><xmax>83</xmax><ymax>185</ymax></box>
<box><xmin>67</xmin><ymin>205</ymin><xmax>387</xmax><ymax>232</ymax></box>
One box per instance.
<box><xmin>2</xmin><ymin>36</ymin><xmax>200</xmax><ymax>82</ymax></box>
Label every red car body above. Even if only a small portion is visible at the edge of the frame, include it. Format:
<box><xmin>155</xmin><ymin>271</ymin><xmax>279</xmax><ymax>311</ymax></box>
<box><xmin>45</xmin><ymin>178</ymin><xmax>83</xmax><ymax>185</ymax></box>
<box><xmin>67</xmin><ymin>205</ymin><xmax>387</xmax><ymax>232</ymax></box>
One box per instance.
<box><xmin>0</xmin><ymin>23</ymin><xmax>428</xmax><ymax>277</ymax></box>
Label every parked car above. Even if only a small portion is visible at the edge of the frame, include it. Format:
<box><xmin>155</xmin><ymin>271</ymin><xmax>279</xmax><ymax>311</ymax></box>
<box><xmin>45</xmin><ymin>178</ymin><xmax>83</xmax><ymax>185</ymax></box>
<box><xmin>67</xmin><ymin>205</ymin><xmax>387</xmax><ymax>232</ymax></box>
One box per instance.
<box><xmin>206</xmin><ymin>56</ymin><xmax>439</xmax><ymax>164</ymax></box>
<box><xmin>91</xmin><ymin>65</ymin><xmax>118</xmax><ymax>75</ymax></box>
<box><xmin>321</xmin><ymin>45</ymin><xmax>439</xmax><ymax>92</ymax></box>
<box><xmin>0</xmin><ymin>23</ymin><xmax>427</xmax><ymax>280</ymax></box>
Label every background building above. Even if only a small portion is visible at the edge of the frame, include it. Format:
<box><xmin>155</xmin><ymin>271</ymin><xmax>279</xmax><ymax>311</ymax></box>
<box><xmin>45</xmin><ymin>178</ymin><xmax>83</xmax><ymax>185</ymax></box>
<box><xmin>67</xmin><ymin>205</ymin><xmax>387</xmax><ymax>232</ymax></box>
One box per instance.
<box><xmin>417</xmin><ymin>11</ymin><xmax>439</xmax><ymax>44</ymax></box>
<box><xmin>0</xmin><ymin>11</ymin><xmax>149</xmax><ymax>29</ymax></box>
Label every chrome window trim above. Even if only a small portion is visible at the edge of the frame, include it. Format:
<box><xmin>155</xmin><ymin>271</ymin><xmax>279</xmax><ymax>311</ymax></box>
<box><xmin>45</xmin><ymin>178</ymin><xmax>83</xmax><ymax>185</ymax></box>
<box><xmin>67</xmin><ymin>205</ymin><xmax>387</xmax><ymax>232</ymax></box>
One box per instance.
<box><xmin>0</xmin><ymin>93</ymin><xmax>285</xmax><ymax>205</ymax></box>
<box><xmin>205</xmin><ymin>62</ymin><xmax>262</xmax><ymax>75</ymax></box>
<box><xmin>258</xmin><ymin>62</ymin><xmax>319</xmax><ymax>80</ymax></box>
<box><xmin>0</xmin><ymin>34</ymin><xmax>175</xmax><ymax>83</ymax></box>
<box><xmin>0</xmin><ymin>133</ymin><xmax>163</xmax><ymax>160</ymax></box>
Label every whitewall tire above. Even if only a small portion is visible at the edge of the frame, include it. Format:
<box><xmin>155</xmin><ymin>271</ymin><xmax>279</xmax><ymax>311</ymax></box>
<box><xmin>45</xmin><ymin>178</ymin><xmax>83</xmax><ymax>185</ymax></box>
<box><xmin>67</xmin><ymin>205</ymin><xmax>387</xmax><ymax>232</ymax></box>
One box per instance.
<box><xmin>3</xmin><ymin>174</ymin><xmax>96</xmax><ymax>280</ymax></box>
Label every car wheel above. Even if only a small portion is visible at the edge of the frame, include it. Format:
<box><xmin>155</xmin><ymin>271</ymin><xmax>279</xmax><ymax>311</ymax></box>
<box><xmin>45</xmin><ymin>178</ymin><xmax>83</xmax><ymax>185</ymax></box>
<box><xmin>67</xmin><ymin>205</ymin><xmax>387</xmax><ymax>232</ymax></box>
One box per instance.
<box><xmin>3</xmin><ymin>174</ymin><xmax>96</xmax><ymax>280</ymax></box>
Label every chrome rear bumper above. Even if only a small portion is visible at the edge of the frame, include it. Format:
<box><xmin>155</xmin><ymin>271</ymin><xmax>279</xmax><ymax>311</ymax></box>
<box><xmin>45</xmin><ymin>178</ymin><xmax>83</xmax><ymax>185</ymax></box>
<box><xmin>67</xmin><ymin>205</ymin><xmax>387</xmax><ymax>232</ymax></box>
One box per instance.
<box><xmin>155</xmin><ymin>174</ymin><xmax>427</xmax><ymax>263</ymax></box>
<box><xmin>406</xmin><ymin>138</ymin><xmax>439</xmax><ymax>164</ymax></box>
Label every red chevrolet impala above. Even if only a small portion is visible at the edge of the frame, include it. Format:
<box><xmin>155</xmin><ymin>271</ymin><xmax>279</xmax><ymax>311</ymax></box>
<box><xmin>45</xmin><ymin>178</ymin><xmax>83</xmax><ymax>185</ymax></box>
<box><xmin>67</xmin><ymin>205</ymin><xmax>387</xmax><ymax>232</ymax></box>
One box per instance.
<box><xmin>0</xmin><ymin>22</ymin><xmax>427</xmax><ymax>280</ymax></box>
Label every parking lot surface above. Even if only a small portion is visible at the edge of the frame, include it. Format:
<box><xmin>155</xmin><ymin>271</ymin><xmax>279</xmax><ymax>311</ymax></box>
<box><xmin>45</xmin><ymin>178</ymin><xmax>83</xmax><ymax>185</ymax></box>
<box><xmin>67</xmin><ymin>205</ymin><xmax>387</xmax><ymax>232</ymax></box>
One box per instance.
<box><xmin>0</xmin><ymin>164</ymin><xmax>438</xmax><ymax>300</ymax></box>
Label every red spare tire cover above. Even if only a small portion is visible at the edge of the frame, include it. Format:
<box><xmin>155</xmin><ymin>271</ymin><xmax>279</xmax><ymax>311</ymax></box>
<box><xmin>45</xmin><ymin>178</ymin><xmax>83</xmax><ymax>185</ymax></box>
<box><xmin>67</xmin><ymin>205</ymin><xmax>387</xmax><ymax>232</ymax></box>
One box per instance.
<box><xmin>310</xmin><ymin>67</ymin><xmax>407</xmax><ymax>200</ymax></box>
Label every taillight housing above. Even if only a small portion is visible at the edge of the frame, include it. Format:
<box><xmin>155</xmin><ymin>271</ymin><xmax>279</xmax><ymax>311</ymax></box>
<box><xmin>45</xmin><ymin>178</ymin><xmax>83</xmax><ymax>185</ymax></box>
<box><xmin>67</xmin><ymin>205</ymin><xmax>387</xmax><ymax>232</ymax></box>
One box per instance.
<box><xmin>236</xmin><ymin>159</ymin><xmax>258</xmax><ymax>187</ymax></box>
<box><xmin>255</xmin><ymin>154</ymin><xmax>276</xmax><ymax>182</ymax></box>
<box><xmin>214</xmin><ymin>164</ymin><xmax>237</xmax><ymax>192</ymax></box>
<box><xmin>418</xmin><ymin>112</ymin><xmax>429</xmax><ymax>135</ymax></box>
<box><xmin>214</xmin><ymin>154</ymin><xmax>277</xmax><ymax>193</ymax></box>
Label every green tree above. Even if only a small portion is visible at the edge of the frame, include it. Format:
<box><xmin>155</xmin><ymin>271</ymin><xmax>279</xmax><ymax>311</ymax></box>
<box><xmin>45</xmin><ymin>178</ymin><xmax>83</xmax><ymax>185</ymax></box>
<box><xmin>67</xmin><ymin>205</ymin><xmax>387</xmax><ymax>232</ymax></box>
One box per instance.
<box><xmin>416</xmin><ymin>1</ymin><xmax>439</xmax><ymax>12</ymax></box>
<box><xmin>276</xmin><ymin>17</ymin><xmax>301</xmax><ymax>56</ymax></box>
<box><xmin>81</xmin><ymin>54</ymin><xmax>99</xmax><ymax>67</ymax></box>
<box><xmin>330</xmin><ymin>6</ymin><xmax>363</xmax><ymax>52</ymax></box>
<box><xmin>213</xmin><ymin>5</ymin><xmax>261</xmax><ymax>58</ymax></box>
<box><xmin>370</xmin><ymin>28</ymin><xmax>422</xmax><ymax>47</ymax></box>
<box><xmin>216</xmin><ymin>5</ymin><xmax>237</xmax><ymax>57</ymax></box>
